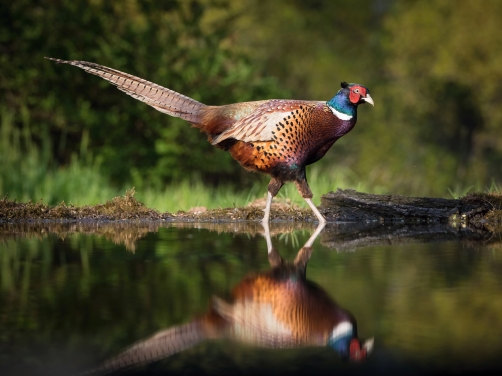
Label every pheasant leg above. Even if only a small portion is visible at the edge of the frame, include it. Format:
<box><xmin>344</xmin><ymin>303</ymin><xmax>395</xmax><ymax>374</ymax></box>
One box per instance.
<box><xmin>294</xmin><ymin>179</ymin><xmax>326</xmax><ymax>224</ymax></box>
<box><xmin>261</xmin><ymin>178</ymin><xmax>284</xmax><ymax>224</ymax></box>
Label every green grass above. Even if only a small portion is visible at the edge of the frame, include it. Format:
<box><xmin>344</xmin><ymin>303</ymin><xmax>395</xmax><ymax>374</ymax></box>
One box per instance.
<box><xmin>0</xmin><ymin>107</ymin><xmax>121</xmax><ymax>206</ymax></box>
<box><xmin>136</xmin><ymin>179</ymin><xmax>264</xmax><ymax>212</ymax></box>
<box><xmin>447</xmin><ymin>180</ymin><xmax>501</xmax><ymax>199</ymax></box>
<box><xmin>135</xmin><ymin>165</ymin><xmax>378</xmax><ymax>212</ymax></box>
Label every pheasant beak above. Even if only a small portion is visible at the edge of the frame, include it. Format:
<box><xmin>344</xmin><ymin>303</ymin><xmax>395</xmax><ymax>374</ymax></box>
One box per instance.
<box><xmin>362</xmin><ymin>94</ymin><xmax>374</xmax><ymax>106</ymax></box>
<box><xmin>363</xmin><ymin>337</ymin><xmax>374</xmax><ymax>354</ymax></box>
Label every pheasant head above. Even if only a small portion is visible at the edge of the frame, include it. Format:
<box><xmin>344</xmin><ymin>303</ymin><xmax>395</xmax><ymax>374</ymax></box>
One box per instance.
<box><xmin>327</xmin><ymin>82</ymin><xmax>374</xmax><ymax>119</ymax></box>
<box><xmin>327</xmin><ymin>321</ymin><xmax>374</xmax><ymax>361</ymax></box>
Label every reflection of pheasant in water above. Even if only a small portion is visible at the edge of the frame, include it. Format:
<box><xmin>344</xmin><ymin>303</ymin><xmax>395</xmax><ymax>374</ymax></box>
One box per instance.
<box><xmin>46</xmin><ymin>58</ymin><xmax>373</xmax><ymax>224</ymax></box>
<box><xmin>86</xmin><ymin>224</ymin><xmax>373</xmax><ymax>374</ymax></box>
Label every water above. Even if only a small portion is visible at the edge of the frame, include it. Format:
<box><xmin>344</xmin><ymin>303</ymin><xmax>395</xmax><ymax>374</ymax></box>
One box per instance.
<box><xmin>1</xmin><ymin>221</ymin><xmax>501</xmax><ymax>376</ymax></box>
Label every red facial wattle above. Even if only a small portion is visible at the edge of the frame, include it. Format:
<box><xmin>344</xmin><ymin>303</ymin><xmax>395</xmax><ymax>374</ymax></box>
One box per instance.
<box><xmin>349</xmin><ymin>338</ymin><xmax>367</xmax><ymax>361</ymax></box>
<box><xmin>349</xmin><ymin>86</ymin><xmax>367</xmax><ymax>104</ymax></box>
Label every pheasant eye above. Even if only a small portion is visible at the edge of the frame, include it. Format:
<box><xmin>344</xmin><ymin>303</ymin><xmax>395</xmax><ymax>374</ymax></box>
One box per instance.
<box><xmin>354</xmin><ymin>89</ymin><xmax>360</xmax><ymax>94</ymax></box>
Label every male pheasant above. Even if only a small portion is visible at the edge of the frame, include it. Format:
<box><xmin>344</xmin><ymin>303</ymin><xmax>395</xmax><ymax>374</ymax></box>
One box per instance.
<box><xmin>46</xmin><ymin>58</ymin><xmax>374</xmax><ymax>223</ymax></box>
<box><xmin>82</xmin><ymin>226</ymin><xmax>373</xmax><ymax>374</ymax></box>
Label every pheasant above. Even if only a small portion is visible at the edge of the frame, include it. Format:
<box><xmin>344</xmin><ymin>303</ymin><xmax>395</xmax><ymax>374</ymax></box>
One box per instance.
<box><xmin>46</xmin><ymin>58</ymin><xmax>374</xmax><ymax>223</ymax></box>
<box><xmin>82</xmin><ymin>224</ymin><xmax>373</xmax><ymax>374</ymax></box>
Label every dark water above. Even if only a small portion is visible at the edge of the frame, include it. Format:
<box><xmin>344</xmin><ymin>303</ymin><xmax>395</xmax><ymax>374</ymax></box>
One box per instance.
<box><xmin>1</xmin><ymin>222</ymin><xmax>501</xmax><ymax>376</ymax></box>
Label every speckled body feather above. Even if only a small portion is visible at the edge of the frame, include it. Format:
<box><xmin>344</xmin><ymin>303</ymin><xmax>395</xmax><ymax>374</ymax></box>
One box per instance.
<box><xmin>216</xmin><ymin>100</ymin><xmax>357</xmax><ymax>182</ymax></box>
<box><xmin>47</xmin><ymin>58</ymin><xmax>373</xmax><ymax>223</ymax></box>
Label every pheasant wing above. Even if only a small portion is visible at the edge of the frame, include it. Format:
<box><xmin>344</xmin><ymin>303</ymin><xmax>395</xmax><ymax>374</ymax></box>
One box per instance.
<box><xmin>212</xmin><ymin>297</ymin><xmax>294</xmax><ymax>348</ymax></box>
<box><xmin>211</xmin><ymin>100</ymin><xmax>317</xmax><ymax>145</ymax></box>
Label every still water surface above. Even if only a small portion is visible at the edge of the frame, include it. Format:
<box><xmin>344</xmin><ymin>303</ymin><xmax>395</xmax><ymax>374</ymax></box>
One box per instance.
<box><xmin>1</xmin><ymin>222</ymin><xmax>501</xmax><ymax>375</ymax></box>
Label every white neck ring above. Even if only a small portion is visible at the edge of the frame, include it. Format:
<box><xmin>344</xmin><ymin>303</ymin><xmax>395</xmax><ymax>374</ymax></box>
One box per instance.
<box><xmin>328</xmin><ymin>105</ymin><xmax>353</xmax><ymax>120</ymax></box>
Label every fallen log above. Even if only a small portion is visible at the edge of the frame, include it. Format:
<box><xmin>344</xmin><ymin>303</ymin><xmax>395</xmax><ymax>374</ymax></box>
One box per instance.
<box><xmin>320</xmin><ymin>189</ymin><xmax>492</xmax><ymax>223</ymax></box>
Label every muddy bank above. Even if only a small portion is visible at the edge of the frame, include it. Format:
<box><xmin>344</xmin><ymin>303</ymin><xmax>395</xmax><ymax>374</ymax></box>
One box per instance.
<box><xmin>0</xmin><ymin>188</ymin><xmax>313</xmax><ymax>223</ymax></box>
<box><xmin>1</xmin><ymin>188</ymin><xmax>501</xmax><ymax>230</ymax></box>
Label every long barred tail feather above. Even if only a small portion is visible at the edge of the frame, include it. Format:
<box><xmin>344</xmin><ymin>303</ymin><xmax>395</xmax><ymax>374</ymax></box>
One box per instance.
<box><xmin>45</xmin><ymin>57</ymin><xmax>206</xmax><ymax>125</ymax></box>
<box><xmin>77</xmin><ymin>321</ymin><xmax>205</xmax><ymax>375</ymax></box>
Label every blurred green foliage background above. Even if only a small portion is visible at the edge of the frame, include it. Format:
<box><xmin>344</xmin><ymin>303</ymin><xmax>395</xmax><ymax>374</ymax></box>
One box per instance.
<box><xmin>1</xmin><ymin>0</ymin><xmax>501</xmax><ymax>209</ymax></box>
